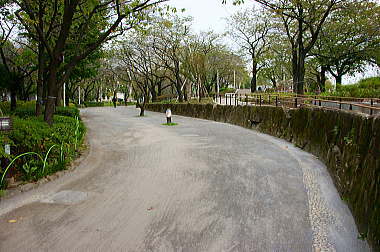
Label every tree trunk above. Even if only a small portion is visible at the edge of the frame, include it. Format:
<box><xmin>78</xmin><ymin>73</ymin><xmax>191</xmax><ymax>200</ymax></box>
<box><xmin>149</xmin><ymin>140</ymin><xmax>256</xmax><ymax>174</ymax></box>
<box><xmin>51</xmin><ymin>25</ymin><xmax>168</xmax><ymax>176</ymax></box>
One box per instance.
<box><xmin>270</xmin><ymin>77</ymin><xmax>277</xmax><ymax>88</ymax></box>
<box><xmin>335</xmin><ymin>75</ymin><xmax>343</xmax><ymax>90</ymax></box>
<box><xmin>137</xmin><ymin>98</ymin><xmax>145</xmax><ymax>116</ymax></box>
<box><xmin>157</xmin><ymin>82</ymin><xmax>162</xmax><ymax>97</ymax></box>
<box><xmin>251</xmin><ymin>62</ymin><xmax>257</xmax><ymax>93</ymax></box>
<box><xmin>44</xmin><ymin>64</ymin><xmax>59</xmax><ymax>125</ymax></box>
<box><xmin>297</xmin><ymin>54</ymin><xmax>306</xmax><ymax>95</ymax></box>
<box><xmin>292</xmin><ymin>49</ymin><xmax>298</xmax><ymax>93</ymax></box>
<box><xmin>150</xmin><ymin>87</ymin><xmax>157</xmax><ymax>102</ymax></box>
<box><xmin>10</xmin><ymin>86</ymin><xmax>17</xmax><ymax>111</ymax></box>
<box><xmin>56</xmin><ymin>85</ymin><xmax>62</xmax><ymax>106</ymax></box>
<box><xmin>319</xmin><ymin>66</ymin><xmax>327</xmax><ymax>92</ymax></box>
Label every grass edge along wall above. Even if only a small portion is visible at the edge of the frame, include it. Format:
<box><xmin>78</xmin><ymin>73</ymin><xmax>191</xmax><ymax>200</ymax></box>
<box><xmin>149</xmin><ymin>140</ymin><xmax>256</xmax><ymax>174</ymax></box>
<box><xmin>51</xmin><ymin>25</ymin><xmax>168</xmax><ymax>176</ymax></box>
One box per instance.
<box><xmin>146</xmin><ymin>103</ymin><xmax>380</xmax><ymax>250</ymax></box>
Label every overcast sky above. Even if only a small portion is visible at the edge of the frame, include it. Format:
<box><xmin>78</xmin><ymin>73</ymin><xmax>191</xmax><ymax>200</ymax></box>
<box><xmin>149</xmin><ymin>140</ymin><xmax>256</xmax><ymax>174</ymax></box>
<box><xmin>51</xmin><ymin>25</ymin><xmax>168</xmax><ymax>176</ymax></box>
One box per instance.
<box><xmin>169</xmin><ymin>0</ymin><xmax>256</xmax><ymax>34</ymax></box>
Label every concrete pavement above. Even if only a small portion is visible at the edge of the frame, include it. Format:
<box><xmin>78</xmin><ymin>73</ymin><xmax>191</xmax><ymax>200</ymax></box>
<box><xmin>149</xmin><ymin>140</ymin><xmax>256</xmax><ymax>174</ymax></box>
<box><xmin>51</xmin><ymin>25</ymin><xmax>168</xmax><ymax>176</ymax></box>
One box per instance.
<box><xmin>0</xmin><ymin>107</ymin><xmax>369</xmax><ymax>251</ymax></box>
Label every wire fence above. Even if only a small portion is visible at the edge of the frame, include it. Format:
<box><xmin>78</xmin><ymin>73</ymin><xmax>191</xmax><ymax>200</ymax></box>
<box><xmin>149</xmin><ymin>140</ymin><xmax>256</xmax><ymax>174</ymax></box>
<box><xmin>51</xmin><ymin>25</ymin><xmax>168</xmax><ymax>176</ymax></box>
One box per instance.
<box><xmin>214</xmin><ymin>93</ymin><xmax>380</xmax><ymax>116</ymax></box>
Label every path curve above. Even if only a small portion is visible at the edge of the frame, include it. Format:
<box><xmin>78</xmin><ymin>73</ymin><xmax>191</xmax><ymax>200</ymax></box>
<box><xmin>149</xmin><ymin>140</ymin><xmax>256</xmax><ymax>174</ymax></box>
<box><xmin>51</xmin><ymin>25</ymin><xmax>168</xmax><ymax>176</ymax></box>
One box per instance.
<box><xmin>0</xmin><ymin>107</ymin><xmax>368</xmax><ymax>251</ymax></box>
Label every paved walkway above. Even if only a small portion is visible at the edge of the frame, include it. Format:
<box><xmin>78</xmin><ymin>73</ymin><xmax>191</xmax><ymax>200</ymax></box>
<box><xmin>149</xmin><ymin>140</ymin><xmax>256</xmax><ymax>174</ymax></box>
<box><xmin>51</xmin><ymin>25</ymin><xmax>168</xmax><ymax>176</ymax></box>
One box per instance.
<box><xmin>0</xmin><ymin>107</ymin><xmax>368</xmax><ymax>251</ymax></box>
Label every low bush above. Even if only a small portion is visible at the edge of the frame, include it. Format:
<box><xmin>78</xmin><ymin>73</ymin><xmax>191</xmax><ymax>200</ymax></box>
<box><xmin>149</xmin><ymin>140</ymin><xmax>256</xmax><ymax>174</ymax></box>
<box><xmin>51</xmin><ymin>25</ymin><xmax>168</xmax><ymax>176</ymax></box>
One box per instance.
<box><xmin>56</xmin><ymin>106</ymin><xmax>80</xmax><ymax>118</ymax></box>
<box><xmin>321</xmin><ymin>77</ymin><xmax>380</xmax><ymax>98</ymax></box>
<box><xmin>219</xmin><ymin>88</ymin><xmax>236</xmax><ymax>95</ymax></box>
<box><xmin>84</xmin><ymin>101</ymin><xmax>105</xmax><ymax>107</ymax></box>
<box><xmin>0</xmin><ymin>115</ymin><xmax>85</xmax><ymax>189</ymax></box>
<box><xmin>0</xmin><ymin>101</ymin><xmax>80</xmax><ymax>119</ymax></box>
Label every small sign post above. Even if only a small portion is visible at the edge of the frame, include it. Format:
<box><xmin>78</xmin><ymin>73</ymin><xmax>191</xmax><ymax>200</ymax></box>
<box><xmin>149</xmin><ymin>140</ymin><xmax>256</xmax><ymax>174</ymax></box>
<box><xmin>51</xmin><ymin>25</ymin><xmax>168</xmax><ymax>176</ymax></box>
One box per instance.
<box><xmin>0</xmin><ymin>117</ymin><xmax>12</xmax><ymax>131</ymax></box>
<box><xmin>0</xmin><ymin>117</ymin><xmax>12</xmax><ymax>156</ymax></box>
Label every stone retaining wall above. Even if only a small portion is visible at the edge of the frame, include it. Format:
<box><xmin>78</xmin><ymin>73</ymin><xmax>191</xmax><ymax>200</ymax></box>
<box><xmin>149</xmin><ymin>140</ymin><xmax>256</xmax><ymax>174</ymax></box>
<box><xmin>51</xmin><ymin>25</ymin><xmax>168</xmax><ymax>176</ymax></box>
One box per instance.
<box><xmin>146</xmin><ymin>103</ymin><xmax>380</xmax><ymax>249</ymax></box>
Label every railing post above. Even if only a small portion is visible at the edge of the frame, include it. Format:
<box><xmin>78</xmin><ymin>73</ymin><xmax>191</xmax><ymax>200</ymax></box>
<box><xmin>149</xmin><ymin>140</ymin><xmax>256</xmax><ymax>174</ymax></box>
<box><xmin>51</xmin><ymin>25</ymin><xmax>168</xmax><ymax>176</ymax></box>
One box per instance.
<box><xmin>275</xmin><ymin>96</ymin><xmax>278</xmax><ymax>107</ymax></box>
<box><xmin>229</xmin><ymin>94</ymin><xmax>232</xmax><ymax>105</ymax></box>
<box><xmin>349</xmin><ymin>103</ymin><xmax>353</xmax><ymax>110</ymax></box>
<box><xmin>295</xmin><ymin>98</ymin><xmax>298</xmax><ymax>108</ymax></box>
<box><xmin>371</xmin><ymin>99</ymin><xmax>374</xmax><ymax>106</ymax></box>
<box><xmin>319</xmin><ymin>100</ymin><xmax>321</xmax><ymax>106</ymax></box>
<box><xmin>259</xmin><ymin>95</ymin><xmax>262</xmax><ymax>106</ymax></box>
<box><xmin>246</xmin><ymin>95</ymin><xmax>248</xmax><ymax>106</ymax></box>
<box><xmin>268</xmin><ymin>95</ymin><xmax>271</xmax><ymax>105</ymax></box>
<box><xmin>339</xmin><ymin>98</ymin><xmax>342</xmax><ymax>109</ymax></box>
<box><xmin>219</xmin><ymin>95</ymin><xmax>221</xmax><ymax>104</ymax></box>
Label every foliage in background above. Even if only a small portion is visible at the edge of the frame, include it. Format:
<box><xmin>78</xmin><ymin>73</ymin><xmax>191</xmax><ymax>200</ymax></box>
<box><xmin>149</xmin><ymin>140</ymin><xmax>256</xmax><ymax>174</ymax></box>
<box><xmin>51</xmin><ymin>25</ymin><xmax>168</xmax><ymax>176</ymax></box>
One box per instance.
<box><xmin>321</xmin><ymin>77</ymin><xmax>380</xmax><ymax>98</ymax></box>
<box><xmin>0</xmin><ymin>102</ymin><xmax>85</xmax><ymax>190</ymax></box>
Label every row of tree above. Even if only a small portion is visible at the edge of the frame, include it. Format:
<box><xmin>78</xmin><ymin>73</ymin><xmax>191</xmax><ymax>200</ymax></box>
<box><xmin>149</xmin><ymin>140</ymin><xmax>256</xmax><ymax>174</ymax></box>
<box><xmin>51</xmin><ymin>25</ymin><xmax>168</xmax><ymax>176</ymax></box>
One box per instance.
<box><xmin>98</xmin><ymin>15</ymin><xmax>250</xmax><ymax>115</ymax></box>
<box><xmin>0</xmin><ymin>0</ymin><xmax>168</xmax><ymax>124</ymax></box>
<box><xmin>226</xmin><ymin>0</ymin><xmax>380</xmax><ymax>94</ymax></box>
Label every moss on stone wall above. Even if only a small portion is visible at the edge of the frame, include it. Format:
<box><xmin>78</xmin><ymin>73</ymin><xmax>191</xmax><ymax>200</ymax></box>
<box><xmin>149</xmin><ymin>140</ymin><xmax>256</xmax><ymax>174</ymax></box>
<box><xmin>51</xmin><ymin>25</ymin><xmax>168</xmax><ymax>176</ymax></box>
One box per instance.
<box><xmin>146</xmin><ymin>103</ymin><xmax>380</xmax><ymax>249</ymax></box>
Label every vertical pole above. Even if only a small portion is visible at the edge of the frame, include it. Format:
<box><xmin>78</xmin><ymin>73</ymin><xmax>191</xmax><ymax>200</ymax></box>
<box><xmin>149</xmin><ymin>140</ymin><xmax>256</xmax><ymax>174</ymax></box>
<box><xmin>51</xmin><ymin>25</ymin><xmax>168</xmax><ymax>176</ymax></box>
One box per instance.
<box><xmin>219</xmin><ymin>95</ymin><xmax>221</xmax><ymax>104</ymax></box>
<box><xmin>230</xmin><ymin>94</ymin><xmax>232</xmax><ymax>105</ymax></box>
<box><xmin>79</xmin><ymin>88</ymin><xmax>81</xmax><ymax>105</ymax></box>
<box><xmin>63</xmin><ymin>55</ymin><xmax>66</xmax><ymax>107</ymax></box>
<box><xmin>371</xmin><ymin>99</ymin><xmax>374</xmax><ymax>106</ymax></box>
<box><xmin>100</xmin><ymin>85</ymin><xmax>102</xmax><ymax>102</ymax></box>
<box><xmin>246</xmin><ymin>95</ymin><xmax>248</xmax><ymax>106</ymax></box>
<box><xmin>234</xmin><ymin>70</ymin><xmax>236</xmax><ymax>89</ymax></box>
<box><xmin>339</xmin><ymin>98</ymin><xmax>342</xmax><ymax>109</ymax></box>
<box><xmin>259</xmin><ymin>95</ymin><xmax>262</xmax><ymax>106</ymax></box>
<box><xmin>217</xmin><ymin>70</ymin><xmax>220</xmax><ymax>97</ymax></box>
<box><xmin>63</xmin><ymin>83</ymin><xmax>66</xmax><ymax>107</ymax></box>
<box><xmin>275</xmin><ymin>96</ymin><xmax>278</xmax><ymax>107</ymax></box>
<box><xmin>268</xmin><ymin>95</ymin><xmax>271</xmax><ymax>105</ymax></box>
<box><xmin>295</xmin><ymin>98</ymin><xmax>298</xmax><ymax>108</ymax></box>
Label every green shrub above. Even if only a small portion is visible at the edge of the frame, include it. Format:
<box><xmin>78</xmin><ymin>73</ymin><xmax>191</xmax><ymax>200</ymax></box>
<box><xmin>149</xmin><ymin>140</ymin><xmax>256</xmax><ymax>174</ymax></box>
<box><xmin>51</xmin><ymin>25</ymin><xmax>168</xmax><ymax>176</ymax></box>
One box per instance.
<box><xmin>0</xmin><ymin>101</ymin><xmax>80</xmax><ymax>119</ymax></box>
<box><xmin>84</xmin><ymin>101</ymin><xmax>105</xmax><ymax>107</ymax></box>
<box><xmin>321</xmin><ymin>77</ymin><xmax>380</xmax><ymax>98</ymax></box>
<box><xmin>219</xmin><ymin>88</ymin><xmax>236</xmax><ymax>95</ymax></box>
<box><xmin>0</xmin><ymin>115</ymin><xmax>85</xmax><ymax>187</ymax></box>
<box><xmin>55</xmin><ymin>106</ymin><xmax>80</xmax><ymax>118</ymax></box>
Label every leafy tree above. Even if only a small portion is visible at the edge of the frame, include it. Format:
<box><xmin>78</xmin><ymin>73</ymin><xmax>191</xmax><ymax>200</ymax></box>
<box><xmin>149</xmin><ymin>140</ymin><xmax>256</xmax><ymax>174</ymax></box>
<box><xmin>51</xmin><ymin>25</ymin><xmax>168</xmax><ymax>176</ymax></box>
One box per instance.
<box><xmin>225</xmin><ymin>0</ymin><xmax>344</xmax><ymax>94</ymax></box>
<box><xmin>10</xmin><ymin>0</ymin><xmax>167</xmax><ymax>124</ymax></box>
<box><xmin>227</xmin><ymin>7</ymin><xmax>271</xmax><ymax>92</ymax></box>
<box><xmin>312</xmin><ymin>1</ymin><xmax>380</xmax><ymax>88</ymax></box>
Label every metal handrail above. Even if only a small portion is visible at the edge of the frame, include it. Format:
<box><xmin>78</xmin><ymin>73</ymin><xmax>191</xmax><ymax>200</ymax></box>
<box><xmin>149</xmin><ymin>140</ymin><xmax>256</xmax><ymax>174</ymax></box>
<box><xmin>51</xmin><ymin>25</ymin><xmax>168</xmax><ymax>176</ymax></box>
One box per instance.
<box><xmin>215</xmin><ymin>94</ymin><xmax>380</xmax><ymax>115</ymax></box>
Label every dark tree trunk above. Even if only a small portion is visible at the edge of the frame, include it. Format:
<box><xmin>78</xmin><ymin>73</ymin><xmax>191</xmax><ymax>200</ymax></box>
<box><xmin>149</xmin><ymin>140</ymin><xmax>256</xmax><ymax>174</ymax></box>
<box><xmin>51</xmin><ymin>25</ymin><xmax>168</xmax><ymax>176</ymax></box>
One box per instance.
<box><xmin>297</xmin><ymin>55</ymin><xmax>306</xmax><ymax>95</ymax></box>
<box><xmin>292</xmin><ymin>49</ymin><xmax>298</xmax><ymax>93</ymax></box>
<box><xmin>44</xmin><ymin>63</ymin><xmax>59</xmax><ymax>125</ymax></box>
<box><xmin>251</xmin><ymin>62</ymin><xmax>257</xmax><ymax>93</ymax></box>
<box><xmin>319</xmin><ymin>66</ymin><xmax>327</xmax><ymax>92</ymax></box>
<box><xmin>150</xmin><ymin>87</ymin><xmax>157</xmax><ymax>102</ymax></box>
<box><xmin>56</xmin><ymin>84</ymin><xmax>62</xmax><ymax>106</ymax></box>
<box><xmin>335</xmin><ymin>75</ymin><xmax>343</xmax><ymax>90</ymax></box>
<box><xmin>36</xmin><ymin>2</ymin><xmax>45</xmax><ymax>116</ymax></box>
<box><xmin>96</xmin><ymin>87</ymin><xmax>100</xmax><ymax>102</ymax></box>
<box><xmin>10</xmin><ymin>86</ymin><xmax>17</xmax><ymax>111</ymax></box>
<box><xmin>270</xmin><ymin>77</ymin><xmax>277</xmax><ymax>88</ymax></box>
<box><xmin>157</xmin><ymin>82</ymin><xmax>162</xmax><ymax>97</ymax></box>
<box><xmin>136</xmin><ymin>98</ymin><xmax>146</xmax><ymax>116</ymax></box>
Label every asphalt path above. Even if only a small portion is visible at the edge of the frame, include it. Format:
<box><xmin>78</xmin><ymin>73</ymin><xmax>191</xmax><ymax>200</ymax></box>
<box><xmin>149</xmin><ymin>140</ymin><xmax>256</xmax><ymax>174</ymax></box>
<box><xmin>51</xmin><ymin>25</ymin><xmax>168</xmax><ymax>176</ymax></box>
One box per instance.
<box><xmin>0</xmin><ymin>107</ymin><xmax>369</xmax><ymax>251</ymax></box>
